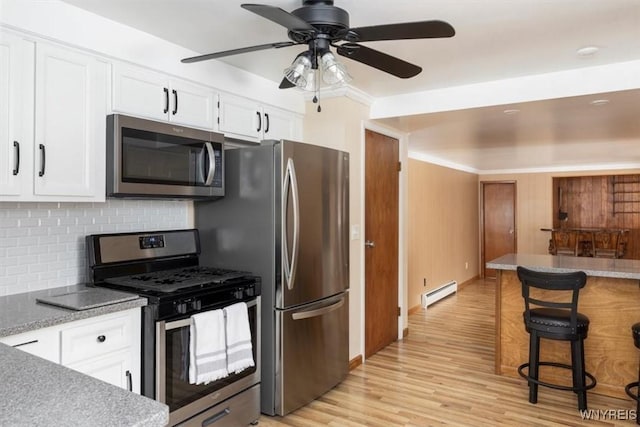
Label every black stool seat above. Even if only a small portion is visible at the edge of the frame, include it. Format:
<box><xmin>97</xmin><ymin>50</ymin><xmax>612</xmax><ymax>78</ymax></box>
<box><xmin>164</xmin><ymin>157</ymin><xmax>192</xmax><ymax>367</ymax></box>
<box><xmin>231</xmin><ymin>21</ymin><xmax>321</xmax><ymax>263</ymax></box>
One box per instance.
<box><xmin>527</xmin><ymin>308</ymin><xmax>589</xmax><ymax>339</ymax></box>
<box><xmin>516</xmin><ymin>266</ymin><xmax>596</xmax><ymax>412</ymax></box>
<box><xmin>626</xmin><ymin>323</ymin><xmax>640</xmax><ymax>425</ymax></box>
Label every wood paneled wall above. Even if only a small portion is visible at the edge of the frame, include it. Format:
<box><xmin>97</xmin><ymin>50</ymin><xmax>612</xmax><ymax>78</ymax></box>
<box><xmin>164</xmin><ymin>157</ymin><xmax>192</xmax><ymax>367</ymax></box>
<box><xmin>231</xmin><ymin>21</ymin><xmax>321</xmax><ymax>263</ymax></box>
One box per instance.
<box><xmin>408</xmin><ymin>159</ymin><xmax>479</xmax><ymax>309</ymax></box>
<box><xmin>554</xmin><ymin>174</ymin><xmax>640</xmax><ymax>259</ymax></box>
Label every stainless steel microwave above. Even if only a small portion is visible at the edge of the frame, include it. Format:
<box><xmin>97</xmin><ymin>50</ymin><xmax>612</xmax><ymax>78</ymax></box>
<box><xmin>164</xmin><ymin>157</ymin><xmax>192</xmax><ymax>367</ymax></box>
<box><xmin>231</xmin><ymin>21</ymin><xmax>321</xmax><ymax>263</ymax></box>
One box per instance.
<box><xmin>107</xmin><ymin>114</ymin><xmax>224</xmax><ymax>199</ymax></box>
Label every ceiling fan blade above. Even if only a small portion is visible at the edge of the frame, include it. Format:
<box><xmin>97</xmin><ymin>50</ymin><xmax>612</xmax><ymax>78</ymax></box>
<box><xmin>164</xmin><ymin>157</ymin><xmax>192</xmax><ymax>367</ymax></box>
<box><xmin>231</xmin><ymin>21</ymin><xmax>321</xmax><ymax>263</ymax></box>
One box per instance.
<box><xmin>241</xmin><ymin>4</ymin><xmax>315</xmax><ymax>32</ymax></box>
<box><xmin>336</xmin><ymin>43</ymin><xmax>422</xmax><ymax>79</ymax></box>
<box><xmin>181</xmin><ymin>41</ymin><xmax>296</xmax><ymax>63</ymax></box>
<box><xmin>279</xmin><ymin>77</ymin><xmax>296</xmax><ymax>89</ymax></box>
<box><xmin>349</xmin><ymin>20</ymin><xmax>455</xmax><ymax>42</ymax></box>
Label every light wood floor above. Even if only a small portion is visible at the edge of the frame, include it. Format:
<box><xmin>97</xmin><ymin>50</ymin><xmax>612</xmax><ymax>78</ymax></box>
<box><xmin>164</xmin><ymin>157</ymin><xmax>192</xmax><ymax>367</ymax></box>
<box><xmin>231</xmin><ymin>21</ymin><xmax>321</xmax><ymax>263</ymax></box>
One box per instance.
<box><xmin>258</xmin><ymin>280</ymin><xmax>638</xmax><ymax>426</ymax></box>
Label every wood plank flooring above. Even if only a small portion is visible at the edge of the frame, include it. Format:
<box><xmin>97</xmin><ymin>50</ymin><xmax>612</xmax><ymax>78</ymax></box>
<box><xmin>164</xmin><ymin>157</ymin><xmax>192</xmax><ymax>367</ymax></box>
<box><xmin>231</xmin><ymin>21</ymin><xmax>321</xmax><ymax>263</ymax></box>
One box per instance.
<box><xmin>258</xmin><ymin>280</ymin><xmax>638</xmax><ymax>426</ymax></box>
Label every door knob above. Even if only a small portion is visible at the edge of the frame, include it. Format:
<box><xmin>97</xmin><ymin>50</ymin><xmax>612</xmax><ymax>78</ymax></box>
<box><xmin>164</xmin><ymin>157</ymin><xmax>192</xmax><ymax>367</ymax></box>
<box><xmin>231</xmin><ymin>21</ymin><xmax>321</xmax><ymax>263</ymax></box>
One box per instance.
<box><xmin>365</xmin><ymin>240</ymin><xmax>375</xmax><ymax>248</ymax></box>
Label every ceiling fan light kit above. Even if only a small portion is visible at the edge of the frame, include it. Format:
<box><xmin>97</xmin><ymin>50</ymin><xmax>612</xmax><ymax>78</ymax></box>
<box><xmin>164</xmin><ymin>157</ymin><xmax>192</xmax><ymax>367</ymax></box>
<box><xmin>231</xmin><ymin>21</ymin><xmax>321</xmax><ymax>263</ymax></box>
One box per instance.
<box><xmin>181</xmin><ymin>0</ymin><xmax>455</xmax><ymax>110</ymax></box>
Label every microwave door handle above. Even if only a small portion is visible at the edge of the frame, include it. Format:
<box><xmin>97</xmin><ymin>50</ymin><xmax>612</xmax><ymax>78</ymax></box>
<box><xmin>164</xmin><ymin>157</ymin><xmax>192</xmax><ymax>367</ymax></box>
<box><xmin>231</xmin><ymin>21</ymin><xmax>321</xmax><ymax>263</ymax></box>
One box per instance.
<box><xmin>204</xmin><ymin>142</ymin><xmax>215</xmax><ymax>186</ymax></box>
<box><xmin>283</xmin><ymin>158</ymin><xmax>300</xmax><ymax>290</ymax></box>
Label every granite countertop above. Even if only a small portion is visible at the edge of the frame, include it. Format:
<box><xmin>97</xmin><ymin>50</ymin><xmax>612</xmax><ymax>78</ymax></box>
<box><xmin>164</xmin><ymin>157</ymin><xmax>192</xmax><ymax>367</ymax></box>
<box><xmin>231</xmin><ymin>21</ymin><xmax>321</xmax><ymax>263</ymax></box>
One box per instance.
<box><xmin>486</xmin><ymin>253</ymin><xmax>640</xmax><ymax>280</ymax></box>
<box><xmin>0</xmin><ymin>284</ymin><xmax>147</xmax><ymax>337</ymax></box>
<box><xmin>0</xmin><ymin>343</ymin><xmax>168</xmax><ymax>427</ymax></box>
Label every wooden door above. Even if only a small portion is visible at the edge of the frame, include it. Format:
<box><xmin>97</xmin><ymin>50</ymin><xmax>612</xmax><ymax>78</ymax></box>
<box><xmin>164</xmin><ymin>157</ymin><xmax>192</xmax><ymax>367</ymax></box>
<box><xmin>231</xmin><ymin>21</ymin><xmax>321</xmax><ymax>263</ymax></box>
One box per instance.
<box><xmin>364</xmin><ymin>129</ymin><xmax>399</xmax><ymax>358</ymax></box>
<box><xmin>482</xmin><ymin>182</ymin><xmax>516</xmax><ymax>279</ymax></box>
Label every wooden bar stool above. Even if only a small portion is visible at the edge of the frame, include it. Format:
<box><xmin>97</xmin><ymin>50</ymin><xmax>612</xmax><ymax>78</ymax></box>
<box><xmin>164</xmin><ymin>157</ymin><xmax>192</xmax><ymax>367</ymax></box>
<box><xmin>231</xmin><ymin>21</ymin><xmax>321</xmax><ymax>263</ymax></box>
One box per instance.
<box><xmin>625</xmin><ymin>323</ymin><xmax>640</xmax><ymax>425</ymax></box>
<box><xmin>516</xmin><ymin>266</ymin><xmax>596</xmax><ymax>411</ymax></box>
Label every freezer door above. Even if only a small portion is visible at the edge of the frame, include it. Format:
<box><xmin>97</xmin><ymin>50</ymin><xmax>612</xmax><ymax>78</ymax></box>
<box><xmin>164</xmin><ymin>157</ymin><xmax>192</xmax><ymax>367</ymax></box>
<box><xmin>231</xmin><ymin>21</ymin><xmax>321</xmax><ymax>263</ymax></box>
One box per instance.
<box><xmin>275</xmin><ymin>292</ymin><xmax>349</xmax><ymax>415</ymax></box>
<box><xmin>278</xmin><ymin>141</ymin><xmax>349</xmax><ymax>309</ymax></box>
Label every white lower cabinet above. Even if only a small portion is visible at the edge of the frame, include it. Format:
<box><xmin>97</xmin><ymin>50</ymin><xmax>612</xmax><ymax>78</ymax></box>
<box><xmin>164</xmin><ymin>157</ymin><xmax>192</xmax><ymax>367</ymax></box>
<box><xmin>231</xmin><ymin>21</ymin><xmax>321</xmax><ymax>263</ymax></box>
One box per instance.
<box><xmin>0</xmin><ymin>326</ymin><xmax>60</xmax><ymax>363</ymax></box>
<box><xmin>66</xmin><ymin>349</ymin><xmax>134</xmax><ymax>391</ymax></box>
<box><xmin>0</xmin><ymin>308</ymin><xmax>141</xmax><ymax>394</ymax></box>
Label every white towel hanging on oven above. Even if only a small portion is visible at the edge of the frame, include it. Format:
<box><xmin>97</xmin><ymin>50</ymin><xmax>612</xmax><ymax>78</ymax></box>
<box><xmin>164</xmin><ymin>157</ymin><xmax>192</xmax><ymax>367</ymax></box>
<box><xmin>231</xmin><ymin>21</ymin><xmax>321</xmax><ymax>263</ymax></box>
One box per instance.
<box><xmin>189</xmin><ymin>309</ymin><xmax>228</xmax><ymax>385</ymax></box>
<box><xmin>223</xmin><ymin>302</ymin><xmax>255</xmax><ymax>374</ymax></box>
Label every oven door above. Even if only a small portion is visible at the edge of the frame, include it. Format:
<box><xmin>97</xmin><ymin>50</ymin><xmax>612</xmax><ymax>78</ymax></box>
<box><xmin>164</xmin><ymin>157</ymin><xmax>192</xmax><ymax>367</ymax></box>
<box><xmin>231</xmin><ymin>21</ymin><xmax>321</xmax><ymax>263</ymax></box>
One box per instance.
<box><xmin>156</xmin><ymin>298</ymin><xmax>260</xmax><ymax>426</ymax></box>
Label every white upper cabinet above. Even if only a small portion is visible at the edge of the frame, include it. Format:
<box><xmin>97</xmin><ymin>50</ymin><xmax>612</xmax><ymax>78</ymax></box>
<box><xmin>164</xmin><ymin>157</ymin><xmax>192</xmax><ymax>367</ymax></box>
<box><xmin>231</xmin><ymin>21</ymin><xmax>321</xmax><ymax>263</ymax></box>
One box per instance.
<box><xmin>218</xmin><ymin>93</ymin><xmax>303</xmax><ymax>143</ymax></box>
<box><xmin>0</xmin><ymin>32</ymin><xmax>34</xmax><ymax>197</ymax></box>
<box><xmin>112</xmin><ymin>62</ymin><xmax>216</xmax><ymax>130</ymax></box>
<box><xmin>0</xmin><ymin>32</ymin><xmax>107</xmax><ymax>202</ymax></box>
<box><xmin>33</xmin><ymin>43</ymin><xmax>107</xmax><ymax>199</ymax></box>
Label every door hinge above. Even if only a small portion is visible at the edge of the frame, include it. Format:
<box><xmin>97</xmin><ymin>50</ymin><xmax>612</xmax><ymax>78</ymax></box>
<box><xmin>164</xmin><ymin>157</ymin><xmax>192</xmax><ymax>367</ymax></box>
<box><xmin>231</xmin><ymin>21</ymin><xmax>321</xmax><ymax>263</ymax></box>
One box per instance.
<box><xmin>397</xmin><ymin>161</ymin><xmax>402</xmax><ymax>172</ymax></box>
<box><xmin>397</xmin><ymin>306</ymin><xmax>401</xmax><ymax>316</ymax></box>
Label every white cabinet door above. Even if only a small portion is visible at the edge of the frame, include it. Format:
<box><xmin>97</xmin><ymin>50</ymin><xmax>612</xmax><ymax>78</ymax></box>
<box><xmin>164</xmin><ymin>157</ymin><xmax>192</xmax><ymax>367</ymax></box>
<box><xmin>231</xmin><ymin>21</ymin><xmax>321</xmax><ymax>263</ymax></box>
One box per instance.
<box><xmin>33</xmin><ymin>43</ymin><xmax>106</xmax><ymax>199</ymax></box>
<box><xmin>60</xmin><ymin>308</ymin><xmax>141</xmax><ymax>393</ymax></box>
<box><xmin>218</xmin><ymin>93</ymin><xmax>262</xmax><ymax>142</ymax></box>
<box><xmin>169</xmin><ymin>78</ymin><xmax>216</xmax><ymax>129</ymax></box>
<box><xmin>0</xmin><ymin>33</ymin><xmax>34</xmax><ymax>197</ymax></box>
<box><xmin>66</xmin><ymin>349</ymin><xmax>135</xmax><ymax>392</ymax></box>
<box><xmin>112</xmin><ymin>63</ymin><xmax>170</xmax><ymax>122</ymax></box>
<box><xmin>0</xmin><ymin>326</ymin><xmax>60</xmax><ymax>363</ymax></box>
<box><xmin>218</xmin><ymin>93</ymin><xmax>303</xmax><ymax>143</ymax></box>
<box><xmin>263</xmin><ymin>106</ymin><xmax>302</xmax><ymax>141</ymax></box>
<box><xmin>113</xmin><ymin>62</ymin><xmax>216</xmax><ymax>130</ymax></box>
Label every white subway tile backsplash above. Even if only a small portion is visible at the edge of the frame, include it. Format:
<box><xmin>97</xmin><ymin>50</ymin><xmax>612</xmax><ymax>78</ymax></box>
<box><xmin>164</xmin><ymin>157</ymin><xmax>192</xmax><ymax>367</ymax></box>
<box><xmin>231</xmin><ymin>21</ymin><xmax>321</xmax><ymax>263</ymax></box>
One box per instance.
<box><xmin>0</xmin><ymin>199</ymin><xmax>190</xmax><ymax>296</ymax></box>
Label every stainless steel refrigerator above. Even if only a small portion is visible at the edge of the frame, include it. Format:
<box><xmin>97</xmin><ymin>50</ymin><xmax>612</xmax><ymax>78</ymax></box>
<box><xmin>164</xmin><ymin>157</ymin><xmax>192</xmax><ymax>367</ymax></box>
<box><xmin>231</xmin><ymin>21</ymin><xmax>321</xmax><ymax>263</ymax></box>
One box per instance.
<box><xmin>194</xmin><ymin>139</ymin><xmax>349</xmax><ymax>416</ymax></box>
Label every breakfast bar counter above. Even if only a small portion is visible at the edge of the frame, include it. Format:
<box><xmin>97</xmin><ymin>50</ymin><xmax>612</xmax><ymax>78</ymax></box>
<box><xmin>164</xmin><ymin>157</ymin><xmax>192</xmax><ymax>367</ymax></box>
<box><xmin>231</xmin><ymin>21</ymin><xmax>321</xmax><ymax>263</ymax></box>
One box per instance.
<box><xmin>486</xmin><ymin>253</ymin><xmax>640</xmax><ymax>399</ymax></box>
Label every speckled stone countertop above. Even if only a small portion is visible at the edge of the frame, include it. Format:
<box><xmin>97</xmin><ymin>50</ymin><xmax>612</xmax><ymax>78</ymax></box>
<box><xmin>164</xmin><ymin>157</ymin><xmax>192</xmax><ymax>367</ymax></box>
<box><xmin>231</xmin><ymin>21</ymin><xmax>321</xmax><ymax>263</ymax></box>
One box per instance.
<box><xmin>0</xmin><ymin>343</ymin><xmax>168</xmax><ymax>427</ymax></box>
<box><xmin>486</xmin><ymin>253</ymin><xmax>640</xmax><ymax>280</ymax></box>
<box><xmin>0</xmin><ymin>284</ymin><xmax>147</xmax><ymax>337</ymax></box>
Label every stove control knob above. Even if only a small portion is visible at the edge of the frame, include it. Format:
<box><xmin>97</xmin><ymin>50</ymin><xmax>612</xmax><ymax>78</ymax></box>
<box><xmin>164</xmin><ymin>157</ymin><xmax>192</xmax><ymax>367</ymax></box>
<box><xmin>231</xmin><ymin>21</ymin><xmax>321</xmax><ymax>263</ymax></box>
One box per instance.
<box><xmin>234</xmin><ymin>289</ymin><xmax>244</xmax><ymax>300</ymax></box>
<box><xmin>175</xmin><ymin>302</ymin><xmax>188</xmax><ymax>315</ymax></box>
<box><xmin>245</xmin><ymin>286</ymin><xmax>255</xmax><ymax>297</ymax></box>
<box><xmin>191</xmin><ymin>299</ymin><xmax>202</xmax><ymax>311</ymax></box>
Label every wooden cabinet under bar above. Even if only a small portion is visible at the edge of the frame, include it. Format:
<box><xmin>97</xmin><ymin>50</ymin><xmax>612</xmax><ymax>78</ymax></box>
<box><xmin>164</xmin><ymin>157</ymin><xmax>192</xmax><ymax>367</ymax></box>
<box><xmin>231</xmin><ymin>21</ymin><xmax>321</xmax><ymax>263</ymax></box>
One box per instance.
<box><xmin>487</xmin><ymin>253</ymin><xmax>640</xmax><ymax>400</ymax></box>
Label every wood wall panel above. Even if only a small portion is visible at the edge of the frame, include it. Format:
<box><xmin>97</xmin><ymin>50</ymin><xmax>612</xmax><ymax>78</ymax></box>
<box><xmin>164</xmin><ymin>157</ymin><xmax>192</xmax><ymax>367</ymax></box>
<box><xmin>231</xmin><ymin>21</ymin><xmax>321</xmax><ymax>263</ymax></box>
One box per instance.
<box><xmin>407</xmin><ymin>159</ymin><xmax>479</xmax><ymax>310</ymax></box>
<box><xmin>555</xmin><ymin>174</ymin><xmax>640</xmax><ymax>259</ymax></box>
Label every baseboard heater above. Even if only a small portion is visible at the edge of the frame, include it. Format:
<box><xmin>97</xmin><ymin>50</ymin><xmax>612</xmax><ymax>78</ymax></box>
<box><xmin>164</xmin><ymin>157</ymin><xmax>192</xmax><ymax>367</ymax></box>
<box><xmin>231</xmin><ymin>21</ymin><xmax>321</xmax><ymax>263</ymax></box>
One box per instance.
<box><xmin>421</xmin><ymin>280</ymin><xmax>458</xmax><ymax>309</ymax></box>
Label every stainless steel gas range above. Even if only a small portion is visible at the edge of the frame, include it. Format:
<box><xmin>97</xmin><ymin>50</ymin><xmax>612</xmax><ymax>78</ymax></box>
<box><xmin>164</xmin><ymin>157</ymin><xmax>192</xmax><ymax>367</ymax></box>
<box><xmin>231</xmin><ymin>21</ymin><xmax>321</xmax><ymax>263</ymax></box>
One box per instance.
<box><xmin>86</xmin><ymin>229</ymin><xmax>261</xmax><ymax>427</ymax></box>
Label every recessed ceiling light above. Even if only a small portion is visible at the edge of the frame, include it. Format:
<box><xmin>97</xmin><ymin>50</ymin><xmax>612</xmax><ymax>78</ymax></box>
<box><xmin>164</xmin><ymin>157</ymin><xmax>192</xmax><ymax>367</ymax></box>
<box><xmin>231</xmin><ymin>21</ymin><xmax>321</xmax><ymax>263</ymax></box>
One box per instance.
<box><xmin>503</xmin><ymin>109</ymin><xmax>520</xmax><ymax>115</ymax></box>
<box><xmin>589</xmin><ymin>99</ymin><xmax>610</xmax><ymax>106</ymax></box>
<box><xmin>577</xmin><ymin>46</ymin><xmax>599</xmax><ymax>57</ymax></box>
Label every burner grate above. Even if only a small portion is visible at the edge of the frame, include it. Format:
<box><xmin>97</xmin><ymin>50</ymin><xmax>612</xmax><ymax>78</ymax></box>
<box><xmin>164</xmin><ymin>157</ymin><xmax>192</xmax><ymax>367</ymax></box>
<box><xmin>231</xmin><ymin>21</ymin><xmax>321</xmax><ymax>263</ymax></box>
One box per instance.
<box><xmin>105</xmin><ymin>266</ymin><xmax>250</xmax><ymax>293</ymax></box>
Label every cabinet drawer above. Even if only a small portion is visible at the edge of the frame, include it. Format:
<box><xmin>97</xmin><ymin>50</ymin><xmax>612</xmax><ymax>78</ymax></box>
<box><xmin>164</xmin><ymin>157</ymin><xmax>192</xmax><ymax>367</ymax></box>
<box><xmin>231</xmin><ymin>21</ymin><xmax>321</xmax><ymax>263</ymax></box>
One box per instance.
<box><xmin>61</xmin><ymin>313</ymin><xmax>132</xmax><ymax>365</ymax></box>
<box><xmin>0</xmin><ymin>327</ymin><xmax>60</xmax><ymax>363</ymax></box>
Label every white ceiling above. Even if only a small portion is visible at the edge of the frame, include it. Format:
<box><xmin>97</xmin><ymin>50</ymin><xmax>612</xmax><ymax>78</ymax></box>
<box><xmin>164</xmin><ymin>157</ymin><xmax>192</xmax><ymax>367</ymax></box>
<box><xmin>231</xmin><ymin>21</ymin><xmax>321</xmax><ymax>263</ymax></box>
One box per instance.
<box><xmin>60</xmin><ymin>0</ymin><xmax>640</xmax><ymax>172</ymax></box>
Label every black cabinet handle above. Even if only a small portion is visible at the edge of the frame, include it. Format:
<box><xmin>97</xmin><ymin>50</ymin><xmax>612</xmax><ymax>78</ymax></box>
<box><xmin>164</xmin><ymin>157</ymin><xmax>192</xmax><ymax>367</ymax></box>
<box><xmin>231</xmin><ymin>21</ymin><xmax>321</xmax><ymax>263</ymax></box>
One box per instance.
<box><xmin>172</xmin><ymin>89</ymin><xmax>178</xmax><ymax>115</ymax></box>
<box><xmin>13</xmin><ymin>339</ymin><xmax>38</xmax><ymax>348</ymax></box>
<box><xmin>264</xmin><ymin>113</ymin><xmax>270</xmax><ymax>133</ymax></box>
<box><xmin>126</xmin><ymin>370</ymin><xmax>132</xmax><ymax>392</ymax></box>
<box><xmin>38</xmin><ymin>144</ymin><xmax>45</xmax><ymax>177</ymax></box>
<box><xmin>256</xmin><ymin>111</ymin><xmax>261</xmax><ymax>132</ymax></box>
<box><xmin>163</xmin><ymin>87</ymin><xmax>169</xmax><ymax>114</ymax></box>
<box><xmin>96</xmin><ymin>335</ymin><xmax>106</xmax><ymax>343</ymax></box>
<box><xmin>13</xmin><ymin>141</ymin><xmax>20</xmax><ymax>175</ymax></box>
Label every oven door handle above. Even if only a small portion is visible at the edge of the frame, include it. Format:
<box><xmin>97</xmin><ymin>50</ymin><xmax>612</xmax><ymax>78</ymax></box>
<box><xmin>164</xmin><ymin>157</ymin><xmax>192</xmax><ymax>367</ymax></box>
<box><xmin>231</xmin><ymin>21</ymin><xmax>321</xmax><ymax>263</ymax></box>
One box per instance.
<box><xmin>163</xmin><ymin>298</ymin><xmax>258</xmax><ymax>331</ymax></box>
<box><xmin>282</xmin><ymin>157</ymin><xmax>300</xmax><ymax>291</ymax></box>
<box><xmin>204</xmin><ymin>142</ymin><xmax>215</xmax><ymax>186</ymax></box>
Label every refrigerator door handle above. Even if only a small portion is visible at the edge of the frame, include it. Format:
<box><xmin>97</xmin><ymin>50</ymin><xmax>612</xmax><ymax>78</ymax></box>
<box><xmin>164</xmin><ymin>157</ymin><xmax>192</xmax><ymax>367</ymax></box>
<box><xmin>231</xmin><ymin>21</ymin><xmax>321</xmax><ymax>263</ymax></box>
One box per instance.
<box><xmin>291</xmin><ymin>298</ymin><xmax>344</xmax><ymax>321</ymax></box>
<box><xmin>283</xmin><ymin>157</ymin><xmax>300</xmax><ymax>290</ymax></box>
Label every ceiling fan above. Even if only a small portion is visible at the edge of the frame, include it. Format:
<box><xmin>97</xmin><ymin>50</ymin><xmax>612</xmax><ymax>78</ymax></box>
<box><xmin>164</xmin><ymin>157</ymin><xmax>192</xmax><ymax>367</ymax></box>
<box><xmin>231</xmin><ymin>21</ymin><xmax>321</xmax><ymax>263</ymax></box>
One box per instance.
<box><xmin>181</xmin><ymin>1</ymin><xmax>455</xmax><ymax>92</ymax></box>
